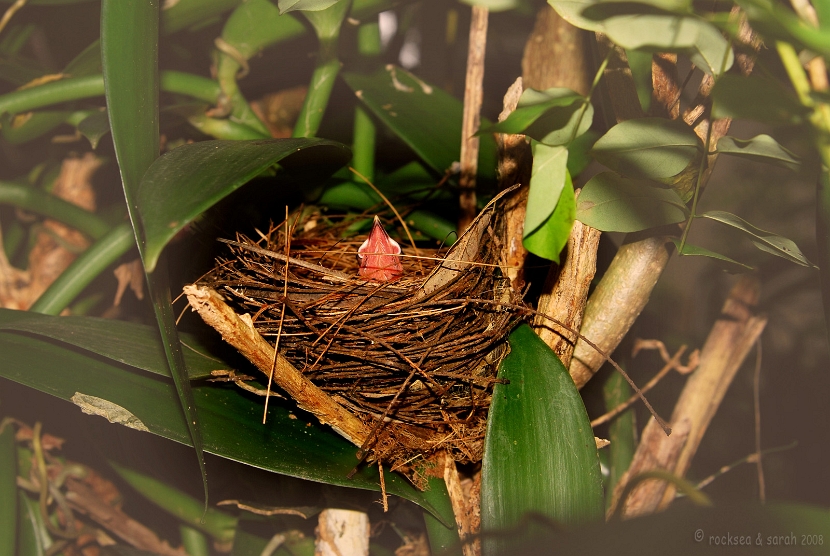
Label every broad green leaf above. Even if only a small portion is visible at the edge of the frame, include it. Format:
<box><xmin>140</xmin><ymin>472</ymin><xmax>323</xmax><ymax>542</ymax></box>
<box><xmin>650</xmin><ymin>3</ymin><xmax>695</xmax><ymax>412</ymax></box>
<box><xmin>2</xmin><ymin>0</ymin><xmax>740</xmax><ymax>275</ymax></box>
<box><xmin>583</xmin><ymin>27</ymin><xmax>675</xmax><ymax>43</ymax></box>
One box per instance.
<box><xmin>548</xmin><ymin>0</ymin><xmax>605</xmax><ymax>31</ymax></box>
<box><xmin>591</xmin><ymin>117</ymin><xmax>702</xmax><ymax>179</ymax></box>
<box><xmin>343</xmin><ymin>66</ymin><xmax>498</xmax><ymax>180</ymax></box>
<box><xmin>102</xmin><ymin>0</ymin><xmax>207</xmax><ymax>510</ymax></box>
<box><xmin>423</xmin><ymin>478</ymin><xmax>462</xmax><ymax>556</ymax></box>
<box><xmin>699</xmin><ymin>210</ymin><xmax>816</xmax><ymax>267</ymax></box>
<box><xmin>715</xmin><ymin>135</ymin><xmax>800</xmax><ymax>171</ymax></box>
<box><xmin>626</xmin><ymin>49</ymin><xmax>654</xmax><ymax>113</ymax></box>
<box><xmin>596</xmin><ymin>14</ymin><xmax>734</xmax><ymax>76</ymax></box>
<box><xmin>480</xmin><ymin>88</ymin><xmax>592</xmax><ymax>146</ymax></box>
<box><xmin>0</xmin><ymin>328</ymin><xmax>453</xmax><ymax>526</ymax></box>
<box><xmin>110</xmin><ymin>462</ymin><xmax>237</xmax><ymax>542</ymax></box>
<box><xmin>481</xmin><ymin>325</ymin><xmax>603</xmax><ymax>555</ymax></box>
<box><xmin>576</xmin><ymin>172</ymin><xmax>689</xmax><ymax>232</ymax></box>
<box><xmin>279</xmin><ymin>0</ymin><xmax>342</xmax><ymax>13</ymax></box>
<box><xmin>525</xmin><ymin>143</ymin><xmax>568</xmax><ymax>233</ymax></box>
<box><xmin>0</xmin><ymin>424</ymin><xmax>17</xmax><ymax>555</ymax></box>
<box><xmin>481</xmin><ymin>88</ymin><xmax>584</xmax><ymax>132</ymax></box>
<box><xmin>523</xmin><ymin>176</ymin><xmax>576</xmax><ymax>263</ymax></box>
<box><xmin>137</xmin><ymin>138</ymin><xmax>350</xmax><ymax>273</ymax></box>
<box><xmin>671</xmin><ymin>239</ymin><xmax>754</xmax><ymax>271</ymax></box>
<box><xmin>712</xmin><ymin>74</ymin><xmax>810</xmax><ymax>125</ymax></box>
<box><xmin>0</xmin><ymin>309</ymin><xmax>224</xmax><ymax>380</ymax></box>
<box><xmin>566</xmin><ymin>129</ymin><xmax>600</xmax><ymax>177</ymax></box>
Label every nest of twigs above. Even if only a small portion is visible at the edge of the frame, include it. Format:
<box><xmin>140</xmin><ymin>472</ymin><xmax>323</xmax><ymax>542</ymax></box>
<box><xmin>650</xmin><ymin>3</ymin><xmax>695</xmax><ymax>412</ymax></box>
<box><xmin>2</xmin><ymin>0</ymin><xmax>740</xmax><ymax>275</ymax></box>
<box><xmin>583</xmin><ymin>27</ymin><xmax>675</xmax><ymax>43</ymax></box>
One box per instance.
<box><xmin>196</xmin><ymin>196</ymin><xmax>525</xmax><ymax>485</ymax></box>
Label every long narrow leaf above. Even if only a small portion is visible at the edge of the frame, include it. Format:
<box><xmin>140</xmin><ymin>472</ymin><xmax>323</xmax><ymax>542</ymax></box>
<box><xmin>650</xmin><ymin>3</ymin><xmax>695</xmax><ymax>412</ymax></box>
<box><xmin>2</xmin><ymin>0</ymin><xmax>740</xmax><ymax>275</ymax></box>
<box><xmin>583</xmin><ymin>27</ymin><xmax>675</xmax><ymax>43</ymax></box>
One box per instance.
<box><xmin>101</xmin><ymin>0</ymin><xmax>209</xmax><ymax>508</ymax></box>
<box><xmin>0</xmin><ymin>330</ymin><xmax>453</xmax><ymax>525</ymax></box>
<box><xmin>0</xmin><ymin>423</ymin><xmax>17</xmax><ymax>555</ymax></box>
<box><xmin>481</xmin><ymin>325</ymin><xmax>603</xmax><ymax>555</ymax></box>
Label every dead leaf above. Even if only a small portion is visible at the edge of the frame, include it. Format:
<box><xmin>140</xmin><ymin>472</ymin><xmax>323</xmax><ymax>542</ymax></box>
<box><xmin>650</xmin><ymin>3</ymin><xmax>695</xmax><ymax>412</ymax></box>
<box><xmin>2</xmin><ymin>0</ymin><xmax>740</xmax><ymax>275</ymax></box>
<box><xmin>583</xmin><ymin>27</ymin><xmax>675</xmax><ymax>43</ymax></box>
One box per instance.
<box><xmin>113</xmin><ymin>259</ymin><xmax>145</xmax><ymax>306</ymax></box>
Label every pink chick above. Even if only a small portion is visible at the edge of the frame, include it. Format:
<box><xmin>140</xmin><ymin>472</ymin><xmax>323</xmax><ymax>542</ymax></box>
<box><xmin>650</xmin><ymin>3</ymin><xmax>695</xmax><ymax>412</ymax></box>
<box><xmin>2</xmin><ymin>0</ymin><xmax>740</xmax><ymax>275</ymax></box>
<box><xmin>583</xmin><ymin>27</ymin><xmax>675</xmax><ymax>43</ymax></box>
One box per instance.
<box><xmin>358</xmin><ymin>216</ymin><xmax>404</xmax><ymax>282</ymax></box>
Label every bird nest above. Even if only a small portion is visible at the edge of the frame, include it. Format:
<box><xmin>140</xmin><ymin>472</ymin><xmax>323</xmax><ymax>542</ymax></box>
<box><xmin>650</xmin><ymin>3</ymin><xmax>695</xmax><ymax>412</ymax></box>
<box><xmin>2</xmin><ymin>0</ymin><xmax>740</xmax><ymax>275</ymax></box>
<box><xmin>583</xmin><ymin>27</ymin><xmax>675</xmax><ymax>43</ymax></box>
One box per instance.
<box><xmin>190</xmin><ymin>194</ymin><xmax>525</xmax><ymax>487</ymax></box>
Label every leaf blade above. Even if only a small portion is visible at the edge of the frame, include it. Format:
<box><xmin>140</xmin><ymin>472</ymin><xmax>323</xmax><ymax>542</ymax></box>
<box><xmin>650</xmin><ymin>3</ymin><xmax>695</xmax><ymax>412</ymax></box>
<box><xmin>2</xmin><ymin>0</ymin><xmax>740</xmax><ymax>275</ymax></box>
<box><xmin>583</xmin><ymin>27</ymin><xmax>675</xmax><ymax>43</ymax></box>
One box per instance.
<box><xmin>481</xmin><ymin>325</ymin><xmax>603</xmax><ymax>555</ymax></box>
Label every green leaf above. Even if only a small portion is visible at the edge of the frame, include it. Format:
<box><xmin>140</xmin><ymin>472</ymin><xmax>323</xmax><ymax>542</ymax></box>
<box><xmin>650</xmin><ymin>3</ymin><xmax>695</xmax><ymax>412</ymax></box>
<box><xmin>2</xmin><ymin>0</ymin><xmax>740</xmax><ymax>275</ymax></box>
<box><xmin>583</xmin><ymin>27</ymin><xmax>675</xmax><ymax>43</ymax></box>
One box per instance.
<box><xmin>17</xmin><ymin>493</ymin><xmax>50</xmax><ymax>556</ymax></box>
<box><xmin>699</xmin><ymin>210</ymin><xmax>816</xmax><ymax>267</ymax></box>
<box><xmin>671</xmin><ymin>239</ymin><xmax>754</xmax><ymax>271</ymax></box>
<box><xmin>343</xmin><ymin>66</ymin><xmax>498</xmax><ymax>180</ymax></box>
<box><xmin>279</xmin><ymin>0</ymin><xmax>342</xmax><ymax>13</ymax></box>
<box><xmin>576</xmin><ymin>172</ymin><xmax>689</xmax><ymax>232</ymax></box>
<box><xmin>712</xmin><ymin>74</ymin><xmax>810</xmax><ymax>125</ymax></box>
<box><xmin>221</xmin><ymin>0</ymin><xmax>305</xmax><ymax>59</ymax></box>
<box><xmin>481</xmin><ymin>87</ymin><xmax>592</xmax><ymax>146</ymax></box>
<box><xmin>0</xmin><ymin>328</ymin><xmax>452</xmax><ymax>525</ymax></box>
<box><xmin>102</xmin><ymin>0</ymin><xmax>207</xmax><ymax>511</ymax></box>
<box><xmin>110</xmin><ymin>462</ymin><xmax>238</xmax><ymax>542</ymax></box>
<box><xmin>566</xmin><ymin>129</ymin><xmax>600</xmax><ymax>177</ymax></box>
<box><xmin>523</xmin><ymin>176</ymin><xmax>575</xmax><ymax>263</ymax></box>
<box><xmin>161</xmin><ymin>0</ymin><xmax>244</xmax><ymax>35</ymax></box>
<box><xmin>525</xmin><ymin>144</ymin><xmax>568</xmax><ymax>233</ymax></box>
<box><xmin>0</xmin><ymin>309</ymin><xmax>224</xmax><ymax>380</ymax></box>
<box><xmin>460</xmin><ymin>0</ymin><xmax>519</xmax><ymax>11</ymax></box>
<box><xmin>481</xmin><ymin>325</ymin><xmax>603</xmax><ymax>555</ymax></box>
<box><xmin>602</xmin><ymin>372</ymin><xmax>635</xmax><ymax>513</ymax></box>
<box><xmin>0</xmin><ymin>423</ymin><xmax>17</xmax><ymax>555</ymax></box>
<box><xmin>548</xmin><ymin>0</ymin><xmax>605</xmax><ymax>32</ymax></box>
<box><xmin>593</xmin><ymin>13</ymin><xmax>734</xmax><ymax>76</ymax></box>
<box><xmin>137</xmin><ymin>138</ymin><xmax>351</xmax><ymax>273</ymax></box>
<box><xmin>626</xmin><ymin>49</ymin><xmax>654</xmax><ymax>113</ymax></box>
<box><xmin>77</xmin><ymin>109</ymin><xmax>110</xmax><ymax>149</ymax></box>
<box><xmin>591</xmin><ymin>117</ymin><xmax>702</xmax><ymax>180</ymax></box>
<box><xmin>715</xmin><ymin>135</ymin><xmax>800</xmax><ymax>171</ymax></box>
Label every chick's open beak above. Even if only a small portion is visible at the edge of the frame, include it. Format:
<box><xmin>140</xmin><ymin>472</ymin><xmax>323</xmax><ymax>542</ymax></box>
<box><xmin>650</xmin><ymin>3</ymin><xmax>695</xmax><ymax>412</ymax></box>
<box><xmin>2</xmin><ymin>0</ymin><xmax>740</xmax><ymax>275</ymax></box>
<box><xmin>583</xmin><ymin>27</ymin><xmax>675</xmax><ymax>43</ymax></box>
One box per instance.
<box><xmin>357</xmin><ymin>216</ymin><xmax>403</xmax><ymax>282</ymax></box>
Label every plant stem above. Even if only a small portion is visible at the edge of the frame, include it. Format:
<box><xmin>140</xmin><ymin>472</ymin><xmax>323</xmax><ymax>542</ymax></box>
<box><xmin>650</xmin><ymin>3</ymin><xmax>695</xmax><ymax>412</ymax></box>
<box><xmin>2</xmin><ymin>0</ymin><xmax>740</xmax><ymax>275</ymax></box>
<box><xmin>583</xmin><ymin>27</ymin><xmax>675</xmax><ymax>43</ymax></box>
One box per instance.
<box><xmin>214</xmin><ymin>55</ymin><xmax>271</xmax><ymax>136</ymax></box>
<box><xmin>292</xmin><ymin>39</ymin><xmax>341</xmax><ymax>139</ymax></box>
<box><xmin>29</xmin><ymin>222</ymin><xmax>135</xmax><ymax>315</ymax></box>
<box><xmin>352</xmin><ymin>21</ymin><xmax>381</xmax><ymax>181</ymax></box>
<box><xmin>292</xmin><ymin>1</ymin><xmax>352</xmax><ymax>138</ymax></box>
<box><xmin>0</xmin><ymin>181</ymin><xmax>110</xmax><ymax>239</ymax></box>
<box><xmin>0</xmin><ymin>71</ymin><xmax>220</xmax><ymax>115</ymax></box>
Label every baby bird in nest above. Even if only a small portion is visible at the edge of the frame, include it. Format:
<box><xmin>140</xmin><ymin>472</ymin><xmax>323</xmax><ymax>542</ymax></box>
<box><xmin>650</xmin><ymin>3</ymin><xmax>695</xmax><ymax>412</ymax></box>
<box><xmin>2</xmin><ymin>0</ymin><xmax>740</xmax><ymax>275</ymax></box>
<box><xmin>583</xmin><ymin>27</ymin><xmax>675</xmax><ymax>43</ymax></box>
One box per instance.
<box><xmin>357</xmin><ymin>216</ymin><xmax>403</xmax><ymax>282</ymax></box>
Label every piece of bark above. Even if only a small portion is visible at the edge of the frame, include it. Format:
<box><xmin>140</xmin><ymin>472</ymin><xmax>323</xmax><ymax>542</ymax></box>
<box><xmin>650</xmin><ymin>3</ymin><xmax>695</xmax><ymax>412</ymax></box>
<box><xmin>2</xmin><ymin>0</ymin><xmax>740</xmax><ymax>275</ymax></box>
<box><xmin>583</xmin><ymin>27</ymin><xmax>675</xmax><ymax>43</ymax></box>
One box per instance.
<box><xmin>570</xmin><ymin>235</ymin><xmax>672</xmax><ymax>388</ymax></box>
<box><xmin>611</xmin><ymin>276</ymin><xmax>767</xmax><ymax>519</ymax></box>
<box><xmin>458</xmin><ymin>5</ymin><xmax>489</xmax><ymax>233</ymax></box>
<box><xmin>533</xmin><ymin>197</ymin><xmax>601</xmax><ymax>368</ymax></box>
<box><xmin>184</xmin><ymin>285</ymin><xmax>371</xmax><ymax>447</ymax></box>
<box><xmin>496</xmin><ymin>78</ymin><xmax>531</xmax><ymax>290</ymax></box>
<box><xmin>522</xmin><ymin>6</ymin><xmax>590</xmax><ymax>94</ymax></box>
<box><xmin>315</xmin><ymin>509</ymin><xmax>370</xmax><ymax>556</ymax></box>
<box><xmin>443</xmin><ymin>453</ymin><xmax>478</xmax><ymax>556</ymax></box>
<box><xmin>65</xmin><ymin>477</ymin><xmax>185</xmax><ymax>556</ymax></box>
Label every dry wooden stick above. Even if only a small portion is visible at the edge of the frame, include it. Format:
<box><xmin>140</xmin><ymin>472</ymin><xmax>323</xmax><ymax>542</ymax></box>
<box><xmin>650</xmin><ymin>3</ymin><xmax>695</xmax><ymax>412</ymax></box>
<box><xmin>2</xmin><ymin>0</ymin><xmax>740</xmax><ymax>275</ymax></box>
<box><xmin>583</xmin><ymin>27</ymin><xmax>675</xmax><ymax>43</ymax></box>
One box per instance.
<box><xmin>458</xmin><ymin>5</ymin><xmax>489</xmax><ymax>233</ymax></box>
<box><xmin>183</xmin><ymin>284</ymin><xmax>371</xmax><ymax>447</ymax></box>
<box><xmin>610</xmin><ymin>276</ymin><xmax>768</xmax><ymax>519</ymax></box>
<box><xmin>443</xmin><ymin>452</ymin><xmax>477</xmax><ymax>556</ymax></box>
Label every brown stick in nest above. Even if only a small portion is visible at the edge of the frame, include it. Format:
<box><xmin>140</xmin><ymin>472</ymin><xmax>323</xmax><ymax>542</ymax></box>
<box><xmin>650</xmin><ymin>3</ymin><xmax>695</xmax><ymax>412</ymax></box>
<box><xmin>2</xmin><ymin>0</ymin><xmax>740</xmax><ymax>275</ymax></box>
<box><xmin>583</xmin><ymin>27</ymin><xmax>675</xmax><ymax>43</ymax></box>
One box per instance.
<box><xmin>183</xmin><ymin>284</ymin><xmax>372</xmax><ymax>447</ymax></box>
